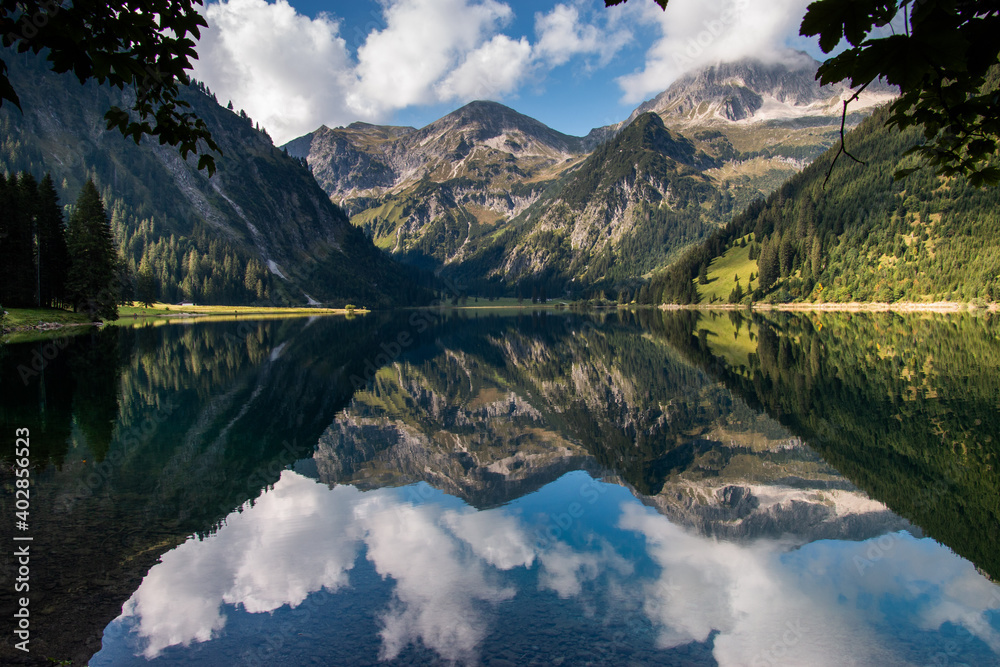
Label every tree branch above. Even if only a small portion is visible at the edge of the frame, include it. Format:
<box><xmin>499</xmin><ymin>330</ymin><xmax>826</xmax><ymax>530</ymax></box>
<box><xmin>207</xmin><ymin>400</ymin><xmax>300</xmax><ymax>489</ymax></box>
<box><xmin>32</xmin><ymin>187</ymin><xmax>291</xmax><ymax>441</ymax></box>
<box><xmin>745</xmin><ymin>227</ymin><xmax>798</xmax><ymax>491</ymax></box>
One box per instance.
<box><xmin>823</xmin><ymin>94</ymin><xmax>869</xmax><ymax>189</ymax></box>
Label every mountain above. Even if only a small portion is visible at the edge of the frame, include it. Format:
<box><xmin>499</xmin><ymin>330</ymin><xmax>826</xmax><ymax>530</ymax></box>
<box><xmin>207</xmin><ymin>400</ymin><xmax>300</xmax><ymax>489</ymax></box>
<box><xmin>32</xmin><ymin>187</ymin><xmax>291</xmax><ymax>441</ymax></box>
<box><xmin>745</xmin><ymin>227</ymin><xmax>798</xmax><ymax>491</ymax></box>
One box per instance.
<box><xmin>593</xmin><ymin>54</ymin><xmax>898</xmax><ymax>203</ymax></box>
<box><xmin>284</xmin><ymin>100</ymin><xmax>589</xmax><ymax>269</ymax></box>
<box><xmin>286</xmin><ymin>57</ymin><xmax>890</xmax><ymax>294</ymax></box>
<box><xmin>650</xmin><ymin>104</ymin><xmax>1000</xmax><ymax>305</ymax></box>
<box><xmin>627</xmin><ymin>54</ymin><xmax>893</xmax><ymax>126</ymax></box>
<box><xmin>446</xmin><ymin>113</ymin><xmax>728</xmax><ymax>294</ymax></box>
<box><xmin>286</xmin><ymin>100</ymin><xmax>587</xmax><ymax>204</ymax></box>
<box><xmin>0</xmin><ymin>50</ymin><xmax>431</xmax><ymax>307</ymax></box>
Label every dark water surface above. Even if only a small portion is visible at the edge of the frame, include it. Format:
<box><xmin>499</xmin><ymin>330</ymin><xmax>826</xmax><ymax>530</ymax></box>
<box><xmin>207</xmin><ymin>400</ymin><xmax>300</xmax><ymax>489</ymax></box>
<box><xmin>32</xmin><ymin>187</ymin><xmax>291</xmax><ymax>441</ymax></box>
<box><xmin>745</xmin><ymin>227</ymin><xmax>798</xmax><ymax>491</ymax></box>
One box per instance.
<box><xmin>1</xmin><ymin>310</ymin><xmax>998</xmax><ymax>666</ymax></box>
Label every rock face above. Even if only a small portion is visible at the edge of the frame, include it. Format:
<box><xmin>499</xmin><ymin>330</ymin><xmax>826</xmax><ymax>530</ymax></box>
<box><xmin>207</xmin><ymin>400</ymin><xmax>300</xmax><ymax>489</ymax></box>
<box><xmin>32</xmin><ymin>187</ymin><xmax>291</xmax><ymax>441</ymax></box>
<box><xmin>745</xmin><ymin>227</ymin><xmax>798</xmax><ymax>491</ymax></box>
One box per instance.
<box><xmin>449</xmin><ymin>113</ymin><xmax>721</xmax><ymax>288</ymax></box>
<box><xmin>286</xmin><ymin>101</ymin><xmax>584</xmax><ymax>203</ymax></box>
<box><xmin>284</xmin><ymin>101</ymin><xmax>591</xmax><ymax>270</ymax></box>
<box><xmin>286</xmin><ymin>56</ymin><xmax>893</xmax><ymax>293</ymax></box>
<box><xmin>606</xmin><ymin>55</ymin><xmax>896</xmax><ymax>135</ymax></box>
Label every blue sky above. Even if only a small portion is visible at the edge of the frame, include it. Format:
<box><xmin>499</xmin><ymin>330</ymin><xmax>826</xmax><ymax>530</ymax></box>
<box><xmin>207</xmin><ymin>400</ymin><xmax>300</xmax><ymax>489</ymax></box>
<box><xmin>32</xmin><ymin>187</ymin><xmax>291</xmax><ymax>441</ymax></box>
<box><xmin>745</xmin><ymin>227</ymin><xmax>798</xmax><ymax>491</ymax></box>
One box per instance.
<box><xmin>190</xmin><ymin>0</ymin><xmax>828</xmax><ymax>145</ymax></box>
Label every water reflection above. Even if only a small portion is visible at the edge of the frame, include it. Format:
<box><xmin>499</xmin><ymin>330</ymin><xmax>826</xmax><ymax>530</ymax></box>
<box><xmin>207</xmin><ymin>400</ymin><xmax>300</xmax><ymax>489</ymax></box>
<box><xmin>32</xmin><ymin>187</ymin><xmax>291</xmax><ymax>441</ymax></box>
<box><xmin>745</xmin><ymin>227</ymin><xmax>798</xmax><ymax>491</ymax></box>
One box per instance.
<box><xmin>101</xmin><ymin>469</ymin><xmax>1000</xmax><ymax>666</ymax></box>
<box><xmin>3</xmin><ymin>311</ymin><xmax>999</xmax><ymax>665</ymax></box>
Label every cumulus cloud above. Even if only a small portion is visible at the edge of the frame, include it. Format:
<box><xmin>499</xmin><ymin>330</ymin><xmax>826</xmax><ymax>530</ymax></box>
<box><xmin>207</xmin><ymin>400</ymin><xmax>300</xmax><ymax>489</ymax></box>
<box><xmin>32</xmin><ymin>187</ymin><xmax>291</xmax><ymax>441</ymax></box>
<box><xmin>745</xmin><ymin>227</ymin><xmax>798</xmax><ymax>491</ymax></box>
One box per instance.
<box><xmin>534</xmin><ymin>3</ymin><xmax>631</xmax><ymax>67</ymax></box>
<box><xmin>616</xmin><ymin>0</ymin><xmax>814</xmax><ymax>103</ymax></box>
<box><xmin>192</xmin><ymin>0</ymin><xmax>630</xmax><ymax>144</ymax></box>
<box><xmin>619</xmin><ymin>503</ymin><xmax>1000</xmax><ymax>666</ymax></box>
<box><xmin>348</xmin><ymin>0</ymin><xmax>521</xmax><ymax>118</ymax></box>
<box><xmin>193</xmin><ymin>0</ymin><xmax>358</xmax><ymax>145</ymax></box>
<box><xmin>360</xmin><ymin>499</ymin><xmax>518</xmax><ymax>663</ymax></box>
<box><xmin>435</xmin><ymin>34</ymin><xmax>534</xmax><ymax>103</ymax></box>
<box><xmin>119</xmin><ymin>471</ymin><xmax>537</xmax><ymax>663</ymax></box>
<box><xmin>538</xmin><ymin>540</ymin><xmax>632</xmax><ymax>598</ymax></box>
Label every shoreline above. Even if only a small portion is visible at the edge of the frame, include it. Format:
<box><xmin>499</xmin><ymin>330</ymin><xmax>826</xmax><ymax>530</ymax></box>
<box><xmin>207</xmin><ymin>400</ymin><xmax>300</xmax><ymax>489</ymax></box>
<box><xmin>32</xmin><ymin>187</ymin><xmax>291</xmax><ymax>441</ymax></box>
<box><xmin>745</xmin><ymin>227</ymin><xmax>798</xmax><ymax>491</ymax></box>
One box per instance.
<box><xmin>5</xmin><ymin>301</ymin><xmax>995</xmax><ymax>340</ymax></box>
<box><xmin>1</xmin><ymin>306</ymin><xmax>364</xmax><ymax>340</ymax></box>
<box><xmin>660</xmin><ymin>301</ymin><xmax>998</xmax><ymax>313</ymax></box>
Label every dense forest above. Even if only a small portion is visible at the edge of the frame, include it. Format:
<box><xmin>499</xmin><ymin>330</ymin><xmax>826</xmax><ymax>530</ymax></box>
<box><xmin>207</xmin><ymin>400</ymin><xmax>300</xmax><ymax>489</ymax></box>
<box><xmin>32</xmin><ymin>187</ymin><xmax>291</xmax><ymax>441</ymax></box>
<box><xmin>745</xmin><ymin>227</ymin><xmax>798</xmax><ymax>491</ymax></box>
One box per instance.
<box><xmin>649</xmin><ymin>104</ymin><xmax>1000</xmax><ymax>305</ymax></box>
<box><xmin>0</xmin><ymin>172</ymin><xmax>66</xmax><ymax>309</ymax></box>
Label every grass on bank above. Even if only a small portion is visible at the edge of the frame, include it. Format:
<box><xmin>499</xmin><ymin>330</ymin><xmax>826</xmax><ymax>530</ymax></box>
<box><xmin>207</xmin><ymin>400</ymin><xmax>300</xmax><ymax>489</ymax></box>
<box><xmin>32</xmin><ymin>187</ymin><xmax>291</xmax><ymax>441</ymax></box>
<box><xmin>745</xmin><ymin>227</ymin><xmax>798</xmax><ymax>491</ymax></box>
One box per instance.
<box><xmin>1</xmin><ymin>307</ymin><xmax>92</xmax><ymax>328</ymax></box>
<box><xmin>696</xmin><ymin>236</ymin><xmax>758</xmax><ymax>304</ymax></box>
<box><xmin>117</xmin><ymin>302</ymin><xmax>361</xmax><ymax>318</ymax></box>
<box><xmin>2</xmin><ymin>303</ymin><xmax>366</xmax><ymax>340</ymax></box>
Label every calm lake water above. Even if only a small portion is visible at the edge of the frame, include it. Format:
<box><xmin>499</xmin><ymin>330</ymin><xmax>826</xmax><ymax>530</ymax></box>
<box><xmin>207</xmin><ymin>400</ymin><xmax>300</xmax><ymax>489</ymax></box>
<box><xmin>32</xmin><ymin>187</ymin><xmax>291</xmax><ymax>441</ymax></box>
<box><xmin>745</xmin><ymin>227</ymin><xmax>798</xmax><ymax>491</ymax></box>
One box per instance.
<box><xmin>1</xmin><ymin>309</ymin><xmax>999</xmax><ymax>666</ymax></box>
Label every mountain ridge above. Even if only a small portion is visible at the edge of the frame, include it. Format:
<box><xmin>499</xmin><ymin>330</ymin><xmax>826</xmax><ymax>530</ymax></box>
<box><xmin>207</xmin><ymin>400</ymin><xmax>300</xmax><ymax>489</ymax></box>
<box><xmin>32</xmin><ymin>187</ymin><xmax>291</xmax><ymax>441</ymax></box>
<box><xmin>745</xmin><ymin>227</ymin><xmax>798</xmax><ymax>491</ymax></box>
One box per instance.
<box><xmin>285</xmin><ymin>56</ymin><xmax>893</xmax><ymax>295</ymax></box>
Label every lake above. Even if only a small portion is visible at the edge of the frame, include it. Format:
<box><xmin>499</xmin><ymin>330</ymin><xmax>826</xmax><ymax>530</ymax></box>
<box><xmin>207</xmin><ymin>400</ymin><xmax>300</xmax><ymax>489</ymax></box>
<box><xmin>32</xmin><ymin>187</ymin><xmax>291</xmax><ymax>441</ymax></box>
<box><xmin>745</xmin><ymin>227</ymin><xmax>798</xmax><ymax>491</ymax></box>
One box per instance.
<box><xmin>1</xmin><ymin>309</ymin><xmax>998</xmax><ymax>666</ymax></box>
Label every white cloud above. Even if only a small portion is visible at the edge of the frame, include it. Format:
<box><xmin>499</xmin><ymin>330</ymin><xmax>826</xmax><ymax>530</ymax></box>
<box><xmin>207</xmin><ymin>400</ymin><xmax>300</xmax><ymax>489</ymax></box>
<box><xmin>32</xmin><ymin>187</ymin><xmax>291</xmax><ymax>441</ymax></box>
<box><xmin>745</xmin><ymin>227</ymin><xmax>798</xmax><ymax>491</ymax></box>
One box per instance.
<box><xmin>193</xmin><ymin>0</ymin><xmax>358</xmax><ymax>144</ymax></box>
<box><xmin>360</xmin><ymin>498</ymin><xmax>518</xmax><ymax>663</ymax></box>
<box><xmin>122</xmin><ymin>473</ymin><xmax>363</xmax><ymax>658</ymax></box>
<box><xmin>616</xmin><ymin>0</ymin><xmax>814</xmax><ymax>103</ymax></box>
<box><xmin>443</xmin><ymin>507</ymin><xmax>537</xmax><ymax>570</ymax></box>
<box><xmin>538</xmin><ymin>540</ymin><xmax>632</xmax><ymax>598</ymax></box>
<box><xmin>193</xmin><ymin>0</ymin><xmax>631</xmax><ymax>144</ymax></box>
<box><xmin>349</xmin><ymin>0</ymin><xmax>516</xmax><ymax>117</ymax></box>
<box><xmin>111</xmin><ymin>471</ymin><xmax>1000</xmax><ymax>666</ymax></box>
<box><xmin>534</xmin><ymin>3</ymin><xmax>630</xmax><ymax>67</ymax></box>
<box><xmin>118</xmin><ymin>471</ymin><xmax>536</xmax><ymax>663</ymax></box>
<box><xmin>435</xmin><ymin>34</ymin><xmax>534</xmax><ymax>102</ymax></box>
<box><xmin>618</xmin><ymin>503</ymin><xmax>1000</xmax><ymax>667</ymax></box>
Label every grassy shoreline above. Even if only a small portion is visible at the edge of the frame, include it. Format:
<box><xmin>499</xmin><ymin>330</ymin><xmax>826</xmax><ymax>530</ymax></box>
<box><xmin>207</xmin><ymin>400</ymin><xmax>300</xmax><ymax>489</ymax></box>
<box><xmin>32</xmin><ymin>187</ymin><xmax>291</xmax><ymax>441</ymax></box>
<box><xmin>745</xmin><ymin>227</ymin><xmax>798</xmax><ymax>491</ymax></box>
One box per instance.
<box><xmin>1</xmin><ymin>302</ymin><xmax>367</xmax><ymax>341</ymax></box>
<box><xmin>660</xmin><ymin>300</ymin><xmax>998</xmax><ymax>313</ymax></box>
<box><xmin>5</xmin><ymin>299</ymin><xmax>995</xmax><ymax>343</ymax></box>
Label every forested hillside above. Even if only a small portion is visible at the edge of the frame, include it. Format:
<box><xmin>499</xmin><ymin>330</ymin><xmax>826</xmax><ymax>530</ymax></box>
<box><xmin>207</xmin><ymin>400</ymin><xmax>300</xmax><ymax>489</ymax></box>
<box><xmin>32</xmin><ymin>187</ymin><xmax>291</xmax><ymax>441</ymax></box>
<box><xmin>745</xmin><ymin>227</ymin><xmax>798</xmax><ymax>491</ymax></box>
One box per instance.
<box><xmin>0</xmin><ymin>50</ymin><xmax>431</xmax><ymax>308</ymax></box>
<box><xmin>651</xmin><ymin>105</ymin><xmax>1000</xmax><ymax>304</ymax></box>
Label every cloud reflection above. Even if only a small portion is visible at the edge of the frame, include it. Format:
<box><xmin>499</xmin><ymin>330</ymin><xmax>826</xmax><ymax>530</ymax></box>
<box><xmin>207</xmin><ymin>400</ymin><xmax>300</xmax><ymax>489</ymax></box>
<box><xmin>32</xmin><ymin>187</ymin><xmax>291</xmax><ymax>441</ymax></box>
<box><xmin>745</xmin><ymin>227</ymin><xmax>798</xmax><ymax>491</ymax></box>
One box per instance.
<box><xmin>121</xmin><ymin>471</ymin><xmax>538</xmax><ymax>662</ymax></box>
<box><xmin>619</xmin><ymin>503</ymin><xmax>1000</xmax><ymax>666</ymax></box>
<box><xmin>116</xmin><ymin>471</ymin><xmax>1000</xmax><ymax>666</ymax></box>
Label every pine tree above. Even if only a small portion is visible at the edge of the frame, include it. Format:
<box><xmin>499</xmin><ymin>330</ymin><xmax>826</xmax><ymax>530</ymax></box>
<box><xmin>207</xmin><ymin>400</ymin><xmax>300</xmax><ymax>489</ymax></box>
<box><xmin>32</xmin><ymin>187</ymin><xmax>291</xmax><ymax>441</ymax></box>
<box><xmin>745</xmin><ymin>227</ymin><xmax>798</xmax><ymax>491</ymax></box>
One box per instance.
<box><xmin>66</xmin><ymin>180</ymin><xmax>119</xmax><ymax>321</ymax></box>
<box><xmin>758</xmin><ymin>237</ymin><xmax>780</xmax><ymax>291</ymax></box>
<box><xmin>36</xmin><ymin>174</ymin><xmax>68</xmax><ymax>307</ymax></box>
<box><xmin>0</xmin><ymin>173</ymin><xmax>39</xmax><ymax>306</ymax></box>
<box><xmin>136</xmin><ymin>267</ymin><xmax>158</xmax><ymax>307</ymax></box>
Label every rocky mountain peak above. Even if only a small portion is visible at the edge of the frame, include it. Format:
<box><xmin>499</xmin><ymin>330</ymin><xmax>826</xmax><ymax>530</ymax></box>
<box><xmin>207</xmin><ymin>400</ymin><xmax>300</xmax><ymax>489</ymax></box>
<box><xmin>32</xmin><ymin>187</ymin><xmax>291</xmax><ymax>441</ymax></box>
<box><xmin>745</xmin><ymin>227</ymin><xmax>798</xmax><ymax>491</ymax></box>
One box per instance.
<box><xmin>629</xmin><ymin>53</ymin><xmax>895</xmax><ymax>126</ymax></box>
<box><xmin>414</xmin><ymin>99</ymin><xmax>584</xmax><ymax>155</ymax></box>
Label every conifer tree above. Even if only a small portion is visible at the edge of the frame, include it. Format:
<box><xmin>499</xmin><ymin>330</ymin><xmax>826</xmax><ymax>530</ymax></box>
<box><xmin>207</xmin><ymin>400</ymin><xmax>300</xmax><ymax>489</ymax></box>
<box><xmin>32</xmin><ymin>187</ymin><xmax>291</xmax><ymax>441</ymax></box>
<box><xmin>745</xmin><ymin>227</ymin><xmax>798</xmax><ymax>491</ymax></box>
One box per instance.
<box><xmin>36</xmin><ymin>174</ymin><xmax>68</xmax><ymax>307</ymax></box>
<box><xmin>66</xmin><ymin>180</ymin><xmax>119</xmax><ymax>321</ymax></box>
<box><xmin>0</xmin><ymin>173</ymin><xmax>38</xmax><ymax>306</ymax></box>
<box><xmin>136</xmin><ymin>267</ymin><xmax>158</xmax><ymax>308</ymax></box>
<box><xmin>758</xmin><ymin>237</ymin><xmax>780</xmax><ymax>292</ymax></box>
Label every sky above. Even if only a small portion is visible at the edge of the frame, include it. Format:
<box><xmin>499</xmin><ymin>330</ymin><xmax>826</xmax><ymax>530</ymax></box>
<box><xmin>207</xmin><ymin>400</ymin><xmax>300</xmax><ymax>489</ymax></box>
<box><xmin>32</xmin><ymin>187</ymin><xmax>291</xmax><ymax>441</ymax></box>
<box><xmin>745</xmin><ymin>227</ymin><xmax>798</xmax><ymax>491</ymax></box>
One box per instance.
<box><xmin>189</xmin><ymin>0</ymin><xmax>831</xmax><ymax>145</ymax></box>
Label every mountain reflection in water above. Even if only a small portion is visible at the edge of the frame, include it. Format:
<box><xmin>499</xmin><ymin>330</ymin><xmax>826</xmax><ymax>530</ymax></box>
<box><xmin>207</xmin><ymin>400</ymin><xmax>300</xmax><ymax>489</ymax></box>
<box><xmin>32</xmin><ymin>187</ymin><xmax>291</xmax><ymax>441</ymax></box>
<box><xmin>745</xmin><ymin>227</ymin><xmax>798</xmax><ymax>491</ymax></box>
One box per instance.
<box><xmin>2</xmin><ymin>310</ymin><xmax>998</xmax><ymax>666</ymax></box>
